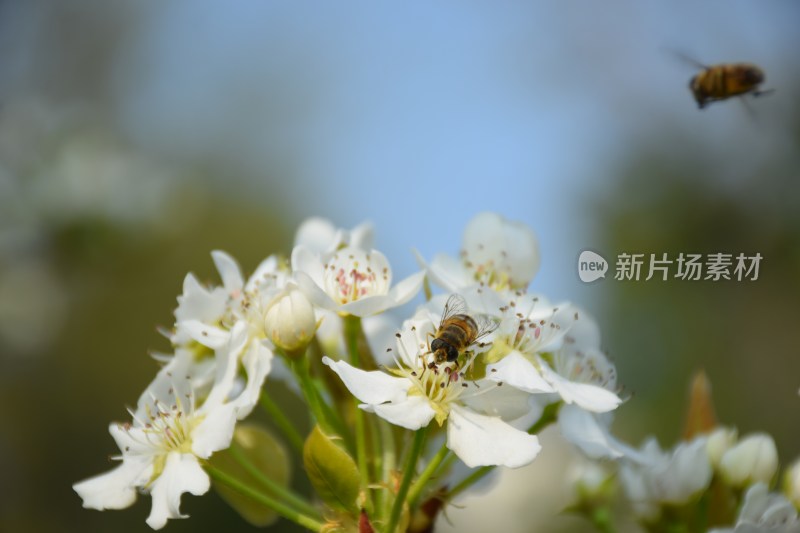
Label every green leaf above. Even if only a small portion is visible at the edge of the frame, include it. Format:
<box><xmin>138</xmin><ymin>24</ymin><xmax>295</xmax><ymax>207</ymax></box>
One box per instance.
<box><xmin>210</xmin><ymin>423</ymin><xmax>291</xmax><ymax>527</ymax></box>
<box><xmin>304</xmin><ymin>425</ymin><xmax>361</xmax><ymax>515</ymax></box>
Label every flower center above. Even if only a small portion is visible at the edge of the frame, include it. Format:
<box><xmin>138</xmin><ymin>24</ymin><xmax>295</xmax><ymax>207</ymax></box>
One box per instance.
<box><xmin>390</xmin><ymin>349</ymin><xmax>485</xmax><ymax>426</ymax></box>
<box><xmin>322</xmin><ymin>248</ymin><xmax>390</xmax><ymax>304</ymax></box>
<box><xmin>553</xmin><ymin>343</ymin><xmax>617</xmax><ymax>390</ymax></box>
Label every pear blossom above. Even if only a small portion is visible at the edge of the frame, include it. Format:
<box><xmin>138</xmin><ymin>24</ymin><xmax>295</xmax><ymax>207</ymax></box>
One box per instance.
<box><xmin>720</xmin><ymin>433</ymin><xmax>779</xmax><ymax>488</ymax></box>
<box><xmin>292</xmin><ymin>244</ymin><xmax>424</xmax><ymax>317</ymax></box>
<box><xmin>264</xmin><ymin>284</ymin><xmax>319</xmax><ymax>354</ymax></box>
<box><xmin>707</xmin><ymin>426</ymin><xmax>739</xmax><ymax>469</ymax></box>
<box><xmin>481</xmin><ymin>299</ymin><xmax>624</xmax><ymax>459</ymax></box>
<box><xmin>294</xmin><ymin>217</ymin><xmax>374</xmax><ymax>259</ymax></box>
<box><xmin>418</xmin><ymin>212</ymin><xmax>540</xmax><ymax>293</ymax></box>
<box><xmin>710</xmin><ymin>483</ymin><xmax>800</xmax><ymax>533</ymax></box>
<box><xmin>73</xmin><ymin>332</ymin><xmax>249</xmax><ymax>529</ymax></box>
<box><xmin>619</xmin><ymin>435</ymin><xmax>713</xmax><ymax>521</ymax></box>
<box><xmin>171</xmin><ymin>251</ymin><xmax>285</xmax><ymax>417</ymax></box>
<box><xmin>323</xmin><ymin>306</ymin><xmax>540</xmax><ymax>468</ymax></box>
<box><xmin>783</xmin><ymin>459</ymin><xmax>800</xmax><ymax>509</ymax></box>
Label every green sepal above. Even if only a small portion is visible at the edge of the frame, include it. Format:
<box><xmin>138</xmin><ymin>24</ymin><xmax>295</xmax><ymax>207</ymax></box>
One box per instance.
<box><xmin>304</xmin><ymin>425</ymin><xmax>361</xmax><ymax>516</ymax></box>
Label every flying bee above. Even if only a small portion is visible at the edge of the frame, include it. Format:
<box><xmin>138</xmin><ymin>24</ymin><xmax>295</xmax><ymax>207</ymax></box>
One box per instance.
<box><xmin>430</xmin><ymin>294</ymin><xmax>496</xmax><ymax>366</ymax></box>
<box><xmin>681</xmin><ymin>55</ymin><xmax>773</xmax><ymax>109</ymax></box>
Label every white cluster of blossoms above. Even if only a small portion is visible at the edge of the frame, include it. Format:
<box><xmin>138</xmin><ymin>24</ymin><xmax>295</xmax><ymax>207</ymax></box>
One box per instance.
<box><xmin>326</xmin><ymin>212</ymin><xmax>625</xmax><ymax>471</ymax></box>
<box><xmin>73</xmin><ymin>212</ymin><xmax>796</xmax><ymax>533</ymax></box>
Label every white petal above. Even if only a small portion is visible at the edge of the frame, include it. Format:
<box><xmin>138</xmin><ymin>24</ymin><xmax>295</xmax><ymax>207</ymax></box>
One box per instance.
<box><xmin>362</xmin><ymin>314</ymin><xmax>401</xmax><ymax>367</ymax></box>
<box><xmin>558</xmin><ymin>404</ymin><xmax>625</xmax><ymax>459</ymax></box>
<box><xmin>463</xmin><ymin>212</ymin><xmax>540</xmax><ymax>288</ymax></box>
<box><xmin>425</xmin><ymin>253</ymin><xmax>471</xmax><ymax>293</ymax></box>
<box><xmin>73</xmin><ymin>459</ymin><xmax>151</xmax><ymax>511</ymax></box>
<box><xmin>294</xmin><ymin>270</ymin><xmax>337</xmax><ymax>312</ymax></box>
<box><xmin>395</xmin><ymin>319</ymin><xmax>432</xmax><ymax>368</ymax></box>
<box><xmin>459</xmin><ymin>380</ymin><xmax>533</xmax><ymax>421</ymax></box>
<box><xmin>180</xmin><ymin>320</ymin><xmax>230</xmax><ymax>350</ymax></box>
<box><xmin>349</xmin><ymin>221</ymin><xmax>375</xmax><ymax>250</ymax></box>
<box><xmin>175</xmin><ymin>273</ymin><xmax>227</xmax><ymax>324</ymax></box>
<box><xmin>211</xmin><ymin>250</ymin><xmax>244</xmax><ymax>293</ymax></box>
<box><xmin>146</xmin><ymin>452</ymin><xmax>210</xmax><ymax>529</ymax></box>
<box><xmin>540</xmin><ymin>362</ymin><xmax>621</xmax><ymax>412</ymax></box>
<box><xmin>386</xmin><ymin>271</ymin><xmax>425</xmax><ymax>307</ymax></box>
<box><xmin>203</xmin><ymin>321</ymin><xmax>248</xmax><ymax>410</ymax></box>
<box><xmin>291</xmin><ymin>245</ymin><xmax>326</xmax><ymax>287</ymax></box>
<box><xmin>563</xmin><ymin>309</ymin><xmax>602</xmax><ymax>349</ymax></box>
<box><xmin>192</xmin><ymin>403</ymin><xmax>238</xmax><ymax>458</ymax></box>
<box><xmin>231</xmin><ymin>341</ymin><xmax>273</xmax><ymax>418</ymax></box>
<box><xmin>294</xmin><ymin>217</ymin><xmax>337</xmax><ymax>255</ymax></box>
<box><xmin>244</xmin><ymin>255</ymin><xmax>280</xmax><ymax>292</ymax></box>
<box><xmin>486</xmin><ymin>352</ymin><xmax>554</xmax><ymax>394</ymax></box>
<box><xmin>322</xmin><ymin>357</ymin><xmax>410</xmax><ymax>404</ymax></box>
<box><xmin>447</xmin><ymin>405</ymin><xmax>541</xmax><ymax>468</ymax></box>
<box><xmin>362</xmin><ymin>395</ymin><xmax>436</xmax><ymax>430</ymax></box>
<box><xmin>339</xmin><ymin>294</ymin><xmax>396</xmax><ymax>317</ymax></box>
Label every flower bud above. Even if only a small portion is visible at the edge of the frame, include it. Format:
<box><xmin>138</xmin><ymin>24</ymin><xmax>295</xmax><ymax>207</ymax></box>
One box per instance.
<box><xmin>706</xmin><ymin>426</ymin><xmax>737</xmax><ymax>469</ymax></box>
<box><xmin>264</xmin><ymin>286</ymin><xmax>318</xmax><ymax>355</ymax></box>
<box><xmin>719</xmin><ymin>432</ymin><xmax>778</xmax><ymax>488</ymax></box>
<box><xmin>783</xmin><ymin>459</ymin><xmax>800</xmax><ymax>508</ymax></box>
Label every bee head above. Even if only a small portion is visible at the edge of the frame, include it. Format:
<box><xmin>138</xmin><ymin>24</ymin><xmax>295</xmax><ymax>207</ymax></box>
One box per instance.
<box><xmin>743</xmin><ymin>66</ymin><xmax>764</xmax><ymax>85</ymax></box>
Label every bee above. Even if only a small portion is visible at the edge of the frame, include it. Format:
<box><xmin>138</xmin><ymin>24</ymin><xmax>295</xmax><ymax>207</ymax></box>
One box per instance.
<box><xmin>684</xmin><ymin>57</ymin><xmax>773</xmax><ymax>109</ymax></box>
<box><xmin>430</xmin><ymin>294</ymin><xmax>496</xmax><ymax>365</ymax></box>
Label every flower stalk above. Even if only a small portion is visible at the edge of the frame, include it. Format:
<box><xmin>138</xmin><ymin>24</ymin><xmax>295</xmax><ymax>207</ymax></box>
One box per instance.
<box><xmin>386</xmin><ymin>426</ymin><xmax>429</xmax><ymax>533</ymax></box>
<box><xmin>344</xmin><ymin>315</ymin><xmax>371</xmax><ymax>506</ymax></box>
<box><xmin>228</xmin><ymin>442</ymin><xmax>323</xmax><ymax>521</ymax></box>
<box><xmin>259</xmin><ymin>391</ymin><xmax>305</xmax><ymax>454</ymax></box>
<box><xmin>205</xmin><ymin>463</ymin><xmax>325</xmax><ymax>532</ymax></box>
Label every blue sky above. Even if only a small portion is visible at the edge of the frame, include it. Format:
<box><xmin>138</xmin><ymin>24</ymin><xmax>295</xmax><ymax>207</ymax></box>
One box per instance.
<box><xmin>108</xmin><ymin>1</ymin><xmax>800</xmax><ymax>303</ymax></box>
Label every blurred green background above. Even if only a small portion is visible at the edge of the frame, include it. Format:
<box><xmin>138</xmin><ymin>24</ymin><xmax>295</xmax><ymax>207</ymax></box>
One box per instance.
<box><xmin>0</xmin><ymin>2</ymin><xmax>798</xmax><ymax>532</ymax></box>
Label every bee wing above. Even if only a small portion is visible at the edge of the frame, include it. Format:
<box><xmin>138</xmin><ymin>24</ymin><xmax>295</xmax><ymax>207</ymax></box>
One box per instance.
<box><xmin>473</xmin><ymin>312</ymin><xmax>499</xmax><ymax>342</ymax></box>
<box><xmin>440</xmin><ymin>294</ymin><xmax>468</xmax><ymax>328</ymax></box>
<box><xmin>665</xmin><ymin>48</ymin><xmax>710</xmax><ymax>70</ymax></box>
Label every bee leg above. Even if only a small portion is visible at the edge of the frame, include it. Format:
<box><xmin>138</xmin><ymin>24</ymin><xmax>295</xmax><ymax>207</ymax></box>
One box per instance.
<box><xmin>752</xmin><ymin>88</ymin><xmax>775</xmax><ymax>98</ymax></box>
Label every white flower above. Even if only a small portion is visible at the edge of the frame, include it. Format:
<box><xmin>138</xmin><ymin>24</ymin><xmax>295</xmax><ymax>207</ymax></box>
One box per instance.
<box><xmin>294</xmin><ymin>217</ymin><xmax>374</xmax><ymax>259</ymax></box>
<box><xmin>172</xmin><ymin>251</ymin><xmax>284</xmax><ymax>417</ymax></box>
<box><xmin>73</xmin><ymin>339</ymin><xmax>246</xmax><ymax>529</ymax></box>
<box><xmin>482</xmin><ymin>300</ymin><xmax>624</xmax><ymax>459</ymax></box>
<box><xmin>483</xmin><ymin>298</ymin><xmax>621</xmax><ymax>413</ymax></box>
<box><xmin>322</xmin><ymin>307</ymin><xmax>540</xmax><ymax>468</ymax></box>
<box><xmin>710</xmin><ymin>483</ymin><xmax>800</xmax><ymax>533</ymax></box>
<box><xmin>292</xmin><ymin>245</ymin><xmax>424</xmax><ymax>317</ymax></box>
<box><xmin>707</xmin><ymin>426</ymin><xmax>739</xmax><ymax>469</ymax></box>
<box><xmin>720</xmin><ymin>433</ymin><xmax>779</xmax><ymax>488</ymax></box>
<box><xmin>264</xmin><ymin>285</ymin><xmax>319</xmax><ymax>354</ymax></box>
<box><xmin>784</xmin><ymin>459</ymin><xmax>800</xmax><ymax>509</ymax></box>
<box><xmin>418</xmin><ymin>212</ymin><xmax>540</xmax><ymax>292</ymax></box>
<box><xmin>619</xmin><ymin>435</ymin><xmax>713</xmax><ymax>520</ymax></box>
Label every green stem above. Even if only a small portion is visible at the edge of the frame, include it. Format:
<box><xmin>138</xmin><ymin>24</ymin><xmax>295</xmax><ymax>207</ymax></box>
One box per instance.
<box><xmin>292</xmin><ymin>356</ymin><xmax>335</xmax><ymax>435</ymax></box>
<box><xmin>229</xmin><ymin>443</ymin><xmax>323</xmax><ymax>521</ymax></box>
<box><xmin>310</xmin><ymin>376</ymin><xmax>351</xmax><ymax>447</ymax></box>
<box><xmin>370</xmin><ymin>414</ymin><xmax>385</xmax><ymax>516</ymax></box>
<box><xmin>386</xmin><ymin>426</ymin><xmax>429</xmax><ymax>533</ymax></box>
<box><xmin>379</xmin><ymin>419</ymin><xmax>397</xmax><ymax>520</ymax></box>
<box><xmin>344</xmin><ymin>316</ymin><xmax>370</xmax><ymax>507</ymax></box>
<box><xmin>447</xmin><ymin>465</ymin><xmax>491</xmax><ymax>500</ymax></box>
<box><xmin>206</xmin><ymin>464</ymin><xmax>324</xmax><ymax>532</ymax></box>
<box><xmin>407</xmin><ymin>442</ymin><xmax>449</xmax><ymax>507</ymax></box>
<box><xmin>438</xmin><ymin>450</ymin><xmax>458</xmax><ymax>477</ymax></box>
<box><xmin>448</xmin><ymin>402</ymin><xmax>562</xmax><ymax>499</ymax></box>
<box><xmin>259</xmin><ymin>391</ymin><xmax>305</xmax><ymax>454</ymax></box>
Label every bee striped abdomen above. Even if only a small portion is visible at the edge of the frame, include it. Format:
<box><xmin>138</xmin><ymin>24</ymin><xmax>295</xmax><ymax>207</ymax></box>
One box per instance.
<box><xmin>439</xmin><ymin>315</ymin><xmax>477</xmax><ymax>346</ymax></box>
<box><xmin>689</xmin><ymin>62</ymin><xmax>767</xmax><ymax>108</ymax></box>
